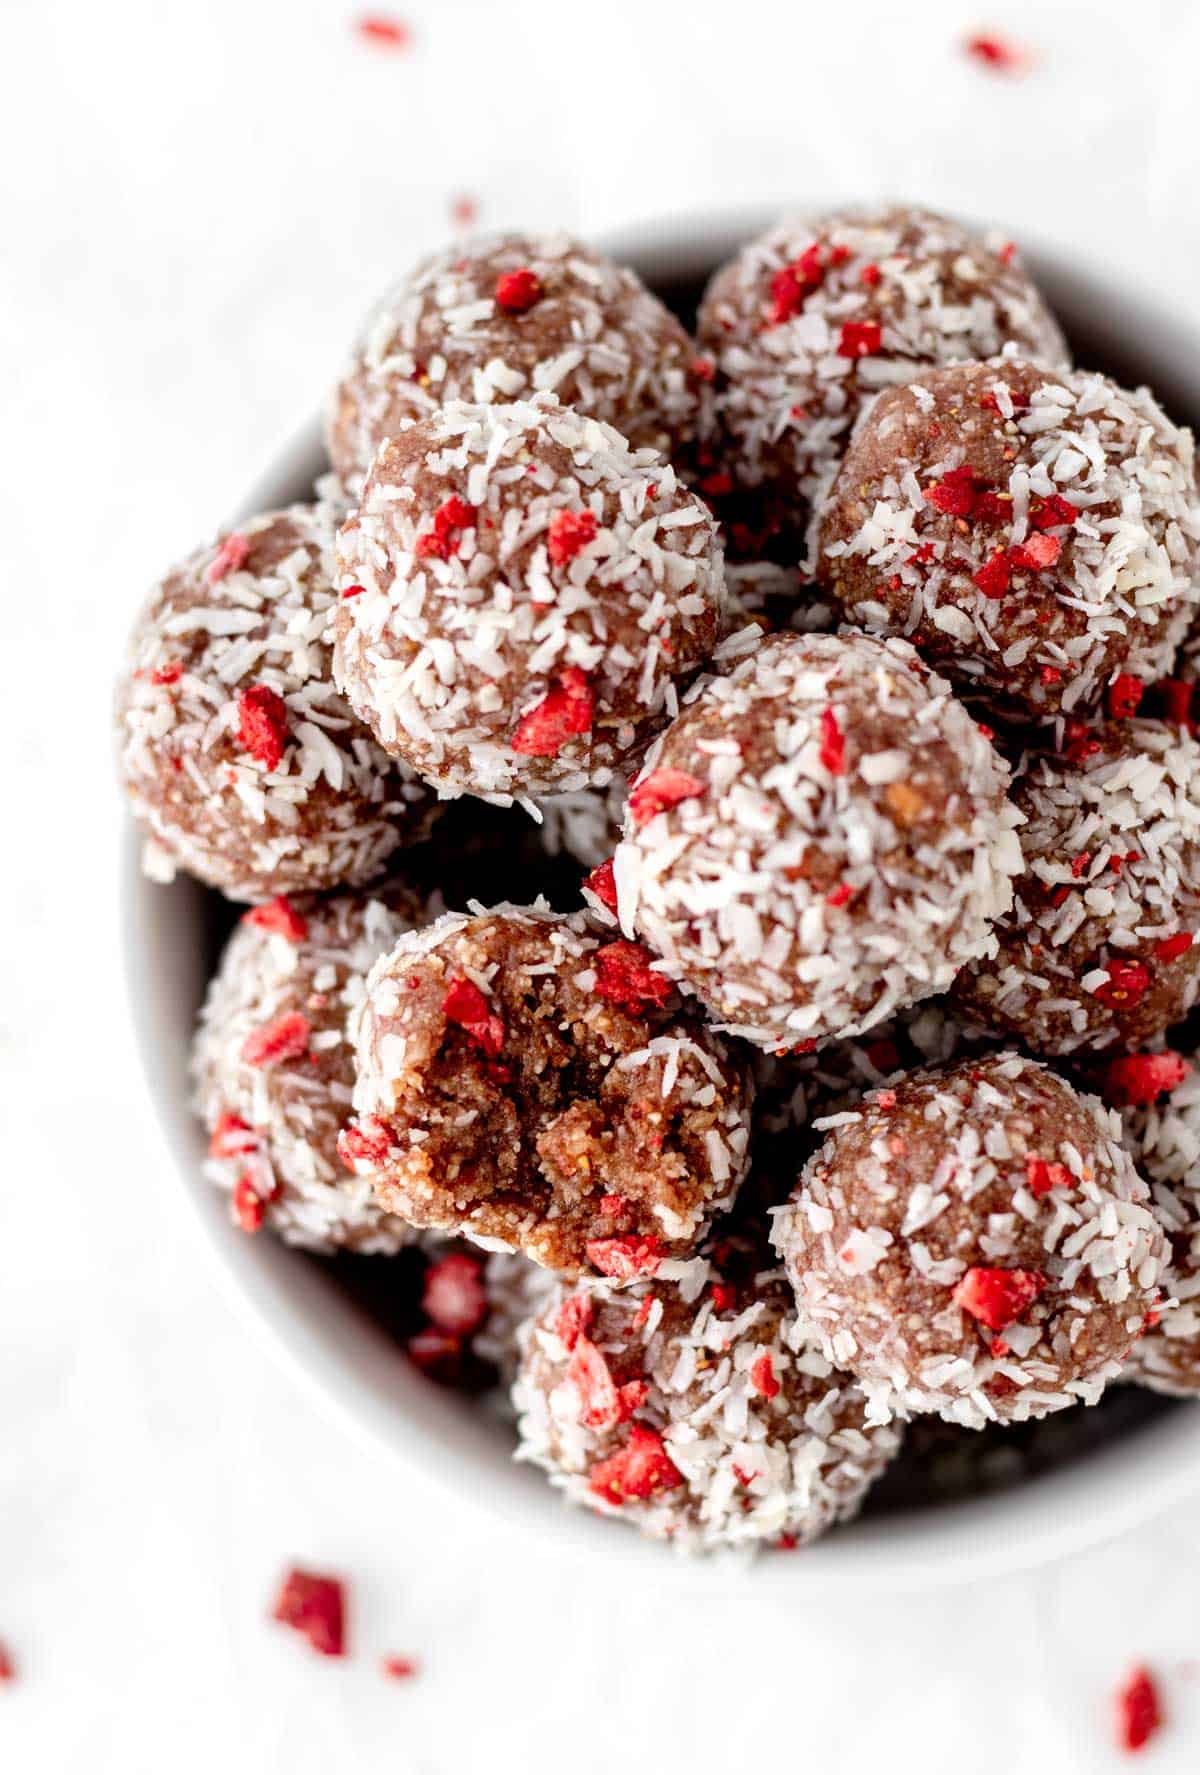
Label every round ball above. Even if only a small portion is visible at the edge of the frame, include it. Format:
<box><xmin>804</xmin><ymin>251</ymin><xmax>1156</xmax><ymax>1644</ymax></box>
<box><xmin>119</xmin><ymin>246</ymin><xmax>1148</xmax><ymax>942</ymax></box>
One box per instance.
<box><xmin>954</xmin><ymin>718</ymin><xmax>1200</xmax><ymax>1054</ymax></box>
<box><xmin>332</xmin><ymin>394</ymin><xmax>725</xmax><ymax>802</ymax></box>
<box><xmin>816</xmin><ymin>358</ymin><xmax>1200</xmax><ymax>725</ymax></box>
<box><xmin>512</xmin><ymin>1258</ymin><xmax>901</xmax><ymax>1550</ymax></box>
<box><xmin>192</xmin><ymin>886</ymin><xmax>428</xmax><ymax>1252</ymax></box>
<box><xmin>612</xmin><ymin>631</ymin><xmax>1022</xmax><ymax>1050</ymax></box>
<box><xmin>327</xmin><ymin>232</ymin><xmax>706</xmax><ymax>489</ymax></box>
<box><xmin>340</xmin><ymin>904</ymin><xmax>753</xmax><ymax>1275</ymax></box>
<box><xmin>771</xmin><ymin>1052</ymin><xmax>1167</xmax><ymax>1427</ymax></box>
<box><xmin>118</xmin><ymin>505</ymin><xmax>433</xmax><ymax>901</ymax></box>
<box><xmin>697</xmin><ymin>206</ymin><xmax>1068</xmax><ymax>527</ymax></box>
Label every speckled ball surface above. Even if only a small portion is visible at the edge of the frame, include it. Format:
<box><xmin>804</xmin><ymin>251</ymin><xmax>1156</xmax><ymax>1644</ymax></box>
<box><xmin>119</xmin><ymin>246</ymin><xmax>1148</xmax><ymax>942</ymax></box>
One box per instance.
<box><xmin>771</xmin><ymin>1052</ymin><xmax>1166</xmax><ymax>1428</ymax></box>
<box><xmin>512</xmin><ymin>1256</ymin><xmax>901</xmax><ymax>1550</ymax></box>
<box><xmin>331</xmin><ymin>394</ymin><xmax>725</xmax><ymax>803</ymax></box>
<box><xmin>118</xmin><ymin>505</ymin><xmax>433</xmax><ymax>901</ymax></box>
<box><xmin>612</xmin><ymin>631</ymin><xmax>1022</xmax><ymax>1050</ymax></box>
<box><xmin>327</xmin><ymin>232</ymin><xmax>706</xmax><ymax>489</ymax></box>
<box><xmin>192</xmin><ymin>886</ymin><xmax>429</xmax><ymax>1251</ymax></box>
<box><xmin>341</xmin><ymin>904</ymin><xmax>753</xmax><ymax>1276</ymax></box>
<box><xmin>954</xmin><ymin>719</ymin><xmax>1200</xmax><ymax>1054</ymax></box>
<box><xmin>1116</xmin><ymin>1058</ymin><xmax>1200</xmax><ymax>1396</ymax></box>
<box><xmin>697</xmin><ymin>206</ymin><xmax>1068</xmax><ymax>530</ymax></box>
<box><xmin>816</xmin><ymin>358</ymin><xmax>1200</xmax><ymax>726</ymax></box>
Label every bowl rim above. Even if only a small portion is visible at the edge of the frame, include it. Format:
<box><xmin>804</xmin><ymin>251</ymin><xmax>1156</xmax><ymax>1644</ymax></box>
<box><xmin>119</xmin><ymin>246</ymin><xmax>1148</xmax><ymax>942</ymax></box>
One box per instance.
<box><xmin>121</xmin><ymin>204</ymin><xmax>1200</xmax><ymax>1593</ymax></box>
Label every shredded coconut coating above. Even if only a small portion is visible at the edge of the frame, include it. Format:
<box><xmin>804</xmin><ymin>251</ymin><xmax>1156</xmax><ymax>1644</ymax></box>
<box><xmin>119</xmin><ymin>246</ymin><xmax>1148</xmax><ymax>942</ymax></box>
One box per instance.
<box><xmin>192</xmin><ymin>888</ymin><xmax>429</xmax><ymax>1252</ymax></box>
<box><xmin>817</xmin><ymin>358</ymin><xmax>1200</xmax><ymax>725</ymax></box>
<box><xmin>512</xmin><ymin>1257</ymin><xmax>901</xmax><ymax>1551</ymax></box>
<box><xmin>955</xmin><ymin>719</ymin><xmax>1200</xmax><ymax>1053</ymax></box>
<box><xmin>331</xmin><ymin>394</ymin><xmax>725</xmax><ymax>803</ymax></box>
<box><xmin>118</xmin><ymin>504</ymin><xmax>433</xmax><ymax>901</ymax></box>
<box><xmin>1119</xmin><ymin>1061</ymin><xmax>1200</xmax><ymax>1396</ymax></box>
<box><xmin>771</xmin><ymin>1052</ymin><xmax>1166</xmax><ymax>1428</ymax></box>
<box><xmin>473</xmin><ymin>1252</ymin><xmax>559</xmax><ymax>1394</ymax></box>
<box><xmin>344</xmin><ymin>903</ymin><xmax>753</xmax><ymax>1275</ymax></box>
<box><xmin>697</xmin><ymin>206</ymin><xmax>1068</xmax><ymax>531</ymax></box>
<box><xmin>327</xmin><ymin>231</ymin><xmax>706</xmax><ymax>490</ymax></box>
<box><xmin>613</xmin><ymin>631</ymin><xmax>1022</xmax><ymax>1050</ymax></box>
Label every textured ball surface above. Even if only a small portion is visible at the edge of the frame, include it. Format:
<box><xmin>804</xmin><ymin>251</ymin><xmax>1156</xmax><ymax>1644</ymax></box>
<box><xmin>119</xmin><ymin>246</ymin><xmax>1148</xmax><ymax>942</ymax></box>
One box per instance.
<box><xmin>1116</xmin><ymin>1057</ymin><xmax>1200</xmax><ymax>1396</ymax></box>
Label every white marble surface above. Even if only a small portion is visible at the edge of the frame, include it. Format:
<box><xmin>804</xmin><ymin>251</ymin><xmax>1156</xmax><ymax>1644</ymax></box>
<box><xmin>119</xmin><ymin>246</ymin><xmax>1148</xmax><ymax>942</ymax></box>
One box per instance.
<box><xmin>4</xmin><ymin>0</ymin><xmax>1200</xmax><ymax>1767</ymax></box>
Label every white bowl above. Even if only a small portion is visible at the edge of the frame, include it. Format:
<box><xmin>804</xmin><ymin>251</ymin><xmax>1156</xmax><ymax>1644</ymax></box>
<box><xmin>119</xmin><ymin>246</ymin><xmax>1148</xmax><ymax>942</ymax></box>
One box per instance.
<box><xmin>122</xmin><ymin>209</ymin><xmax>1200</xmax><ymax>1591</ymax></box>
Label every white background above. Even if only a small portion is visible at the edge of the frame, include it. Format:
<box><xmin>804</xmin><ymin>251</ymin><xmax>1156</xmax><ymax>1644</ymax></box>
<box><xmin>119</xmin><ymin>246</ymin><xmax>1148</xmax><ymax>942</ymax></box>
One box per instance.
<box><xmin>4</xmin><ymin>0</ymin><xmax>1200</xmax><ymax>1769</ymax></box>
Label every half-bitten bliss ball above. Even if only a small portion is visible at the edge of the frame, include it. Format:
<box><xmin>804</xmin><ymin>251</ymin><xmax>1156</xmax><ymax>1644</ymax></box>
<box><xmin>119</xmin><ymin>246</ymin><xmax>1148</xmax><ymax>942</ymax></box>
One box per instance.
<box><xmin>954</xmin><ymin>718</ymin><xmax>1200</xmax><ymax>1054</ymax></box>
<box><xmin>696</xmin><ymin>206</ymin><xmax>1068</xmax><ymax>532</ymax></box>
<box><xmin>771</xmin><ymin>1052</ymin><xmax>1167</xmax><ymax>1428</ymax></box>
<box><xmin>612</xmin><ymin>631</ymin><xmax>1022</xmax><ymax>1050</ymax></box>
<box><xmin>193</xmin><ymin>886</ymin><xmax>429</xmax><ymax>1251</ymax></box>
<box><xmin>512</xmin><ymin>1258</ymin><xmax>902</xmax><ymax>1551</ymax></box>
<box><xmin>327</xmin><ymin>232</ymin><xmax>706</xmax><ymax>489</ymax></box>
<box><xmin>816</xmin><ymin>358</ymin><xmax>1200</xmax><ymax>726</ymax></box>
<box><xmin>332</xmin><ymin>393</ymin><xmax>724</xmax><ymax>803</ymax></box>
<box><xmin>118</xmin><ymin>505</ymin><xmax>433</xmax><ymax>900</ymax></box>
<box><xmin>340</xmin><ymin>904</ymin><xmax>753</xmax><ymax>1275</ymax></box>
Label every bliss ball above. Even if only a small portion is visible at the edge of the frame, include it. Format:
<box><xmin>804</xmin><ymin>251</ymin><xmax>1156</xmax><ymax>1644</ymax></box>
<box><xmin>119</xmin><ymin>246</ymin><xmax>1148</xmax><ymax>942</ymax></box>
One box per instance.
<box><xmin>118</xmin><ymin>505</ymin><xmax>433</xmax><ymax>901</ymax></box>
<box><xmin>327</xmin><ymin>232</ymin><xmax>706</xmax><ymax>490</ymax></box>
<box><xmin>816</xmin><ymin>358</ymin><xmax>1200</xmax><ymax>726</ymax></box>
<box><xmin>340</xmin><ymin>904</ymin><xmax>753</xmax><ymax>1276</ymax></box>
<box><xmin>696</xmin><ymin>206</ymin><xmax>1067</xmax><ymax>530</ymax></box>
<box><xmin>612</xmin><ymin>631</ymin><xmax>1022</xmax><ymax>1050</ymax></box>
<box><xmin>192</xmin><ymin>886</ymin><xmax>429</xmax><ymax>1252</ymax></box>
<box><xmin>771</xmin><ymin>1052</ymin><xmax>1167</xmax><ymax>1428</ymax></box>
<box><xmin>512</xmin><ymin>1257</ymin><xmax>901</xmax><ymax>1551</ymax></box>
<box><xmin>331</xmin><ymin>394</ymin><xmax>725</xmax><ymax>804</ymax></box>
<box><xmin>954</xmin><ymin>718</ymin><xmax>1200</xmax><ymax>1054</ymax></box>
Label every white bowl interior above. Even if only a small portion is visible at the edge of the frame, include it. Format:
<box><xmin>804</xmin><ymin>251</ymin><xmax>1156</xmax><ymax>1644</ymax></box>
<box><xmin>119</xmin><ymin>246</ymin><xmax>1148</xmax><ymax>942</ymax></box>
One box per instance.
<box><xmin>122</xmin><ymin>210</ymin><xmax>1200</xmax><ymax>1592</ymax></box>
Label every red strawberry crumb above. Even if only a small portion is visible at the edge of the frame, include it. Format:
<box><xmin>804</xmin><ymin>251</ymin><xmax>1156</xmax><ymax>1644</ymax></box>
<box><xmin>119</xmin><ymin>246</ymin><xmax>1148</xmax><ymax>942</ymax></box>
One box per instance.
<box><xmin>356</xmin><ymin>14</ymin><xmax>411</xmax><ymax>49</ymax></box>
<box><xmin>1010</xmin><ymin>532</ymin><xmax>1062</xmax><ymax>572</ymax></box>
<box><xmin>697</xmin><ymin>469</ymin><xmax>734</xmax><ymax>498</ymax></box>
<box><xmin>245</xmin><ymin>896</ymin><xmax>309</xmax><ymax>943</ymax></box>
<box><xmin>1063</xmin><ymin>719</ymin><xmax>1102</xmax><ymax>765</ymax></box>
<box><xmin>337</xmin><ymin>1118</ymin><xmax>395</xmax><ymax>1169</ymax></box>
<box><xmin>240</xmin><ymin>1012</ymin><xmax>311</xmax><ymax>1068</ymax></box>
<box><xmin>271</xmin><ymin>1568</ymin><xmax>346</xmax><ymax>1658</ymax></box>
<box><xmin>586</xmin><ymin>1236</ymin><xmax>663</xmax><ymax>1280</ymax></box>
<box><xmin>554</xmin><ymin>1294</ymin><xmax>593</xmax><ymax>1351</ymax></box>
<box><xmin>592</xmin><ymin>940</ymin><xmax>673</xmax><ymax>1012</ymax></box>
<box><xmin>1099</xmin><ymin>1052</ymin><xmax>1190</xmax><ymax>1107</ymax></box>
<box><xmin>838</xmin><ymin>319</ymin><xmax>882</xmax><ymax>358</ymax></box>
<box><xmin>0</xmin><ymin>1641</ymin><xmax>14</xmax><ymax>1683</ymax></box>
<box><xmin>1093</xmin><ymin>959</ymin><xmax>1152</xmax><ymax>1010</ymax></box>
<box><xmin>1040</xmin><ymin>666</ymin><xmax>1063</xmax><ymax>686</ymax></box>
<box><xmin>1154</xmin><ymin>932</ymin><xmax>1193</xmax><ymax>963</ymax></box>
<box><xmin>406</xmin><ymin>1327</ymin><xmax>463</xmax><ymax>1375</ymax></box>
<box><xmin>632</xmin><ymin>1296</ymin><xmax>654</xmax><ymax>1331</ymax></box>
<box><xmin>546</xmin><ymin>508</ymin><xmax>598</xmax><ymax>565</ymax></box>
<box><xmin>826</xmin><ymin>882</ymin><xmax>853</xmax><ymax>907</ymax></box>
<box><xmin>1071</xmin><ymin>852</ymin><xmax>1092</xmax><ymax>879</ymax></box>
<box><xmin>1156</xmin><ymin>677</ymin><xmax>1195</xmax><ymax>728</ymax></box>
<box><xmin>972</xmin><ymin>548</ymin><xmax>1012</xmax><ymax>599</ymax></box>
<box><xmin>510</xmin><ymin>666</ymin><xmax>593</xmax><ymax>756</ymax></box>
<box><xmin>341</xmin><ymin>582</ymin><xmax>365</xmax><ymax>600</ymax></box>
<box><xmin>600</xmin><ymin>1193</ymin><xmax>629</xmax><ymax>1216</ymax></box>
<box><xmin>990</xmin><ymin>1337</ymin><xmax>1010</xmax><ymax>1358</ymax></box>
<box><xmin>628</xmin><ymin>768</ymin><xmax>705</xmax><ymax>827</ymax></box>
<box><xmin>207</xmin><ymin>533</ymin><xmax>250</xmax><ymax>583</ymax></box>
<box><xmin>1115</xmin><ymin>1665</ymin><xmax>1164</xmax><ymax>1753</ymax></box>
<box><xmin>964</xmin><ymin>32</ymin><xmax>1029</xmax><ymax>73</ymax></box>
<box><xmin>690</xmin><ymin>355</ymin><xmax>716</xmax><ymax>382</ymax></box>
<box><xmin>750</xmin><ymin>1353</ymin><xmax>780</xmax><ymax>1399</ymax></box>
<box><xmin>819</xmin><ymin>706</ymin><xmax>846</xmax><ymax>775</ymax></box>
<box><xmin>860</xmin><ymin>263</ymin><xmax>881</xmax><ymax>287</ymax></box>
<box><xmin>710</xmin><ymin>1282</ymin><xmax>736</xmax><ymax>1313</ymax></box>
<box><xmin>381</xmin><ymin>1655</ymin><xmax>419</xmax><ymax>1680</ymax></box>
<box><xmin>441</xmin><ymin>976</ymin><xmax>505</xmax><ymax>1058</ymax></box>
<box><xmin>450</xmin><ymin>193</ymin><xmax>477</xmax><ymax>229</ymax></box>
<box><xmin>584</xmin><ymin>858</ymin><xmax>619</xmax><ymax>913</ymax></box>
<box><xmin>1108</xmin><ymin>674</ymin><xmax>1146</xmax><ymax>720</ymax></box>
<box><xmin>1031</xmin><ymin>494</ymin><xmax>1078</xmax><ymax>530</ymax></box>
<box><xmin>953</xmin><ymin>1266</ymin><xmax>1046</xmax><ymax>1332</ymax></box>
<box><xmin>237</xmin><ymin>684</ymin><xmax>289</xmax><ymax>772</ymax></box>
<box><xmin>422</xmin><ymin>1252</ymin><xmax>486</xmax><ymax>1336</ymax></box>
<box><xmin>776</xmin><ymin>1533</ymin><xmax>799</xmax><ymax>1551</ymax></box>
<box><xmin>588</xmin><ymin>1424</ymin><xmax>682</xmax><ymax>1504</ymax></box>
<box><xmin>233</xmin><ymin>1175</ymin><xmax>265</xmax><ymax>1233</ymax></box>
<box><xmin>1025</xmin><ymin>1154</ymin><xmax>1073</xmax><ymax>1197</ymax></box>
<box><xmin>413</xmin><ymin>494</ymin><xmax>475</xmax><ymax>561</ymax></box>
<box><xmin>566</xmin><ymin>1336</ymin><xmax>625</xmax><ymax>1429</ymax></box>
<box><xmin>150</xmin><ymin>660</ymin><xmax>183</xmax><ymax>686</ymax></box>
<box><xmin>925</xmin><ymin>463</ymin><xmax>989</xmax><ymax>518</ymax></box>
<box><xmin>494</xmin><ymin>268</ymin><xmax>543</xmax><ymax>313</ymax></box>
<box><xmin>209</xmin><ymin>1112</ymin><xmax>256</xmax><ymax>1160</ymax></box>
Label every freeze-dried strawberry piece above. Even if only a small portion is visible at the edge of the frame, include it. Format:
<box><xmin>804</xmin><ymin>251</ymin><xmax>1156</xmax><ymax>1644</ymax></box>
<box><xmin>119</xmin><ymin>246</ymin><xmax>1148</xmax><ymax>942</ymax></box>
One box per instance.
<box><xmin>1107</xmin><ymin>674</ymin><xmax>1145</xmax><ymax>719</ymax></box>
<box><xmin>600</xmin><ymin>1193</ymin><xmax>629</xmax><ymax>1216</ymax></box>
<box><xmin>494</xmin><ymin>268</ymin><xmax>543</xmax><ymax>313</ymax></box>
<box><xmin>422</xmin><ymin>1252</ymin><xmax>487</xmax><ymax>1337</ymax></box>
<box><xmin>1062</xmin><ymin>718</ymin><xmax>1102</xmax><ymax>765</ymax></box>
<box><xmin>245</xmin><ymin>896</ymin><xmax>309</xmax><ymax>943</ymax></box>
<box><xmin>925</xmin><ymin>463</ymin><xmax>989</xmax><ymax>518</ymax></box>
<box><xmin>1030</xmin><ymin>494</ymin><xmax>1078</xmax><ymax>530</ymax></box>
<box><xmin>826</xmin><ymin>882</ymin><xmax>853</xmax><ymax>907</ymax></box>
<box><xmin>1025</xmin><ymin>1154</ymin><xmax>1073</xmax><ymax>1197</ymax></box>
<box><xmin>592</xmin><ymin>940</ymin><xmax>672</xmax><ymax>1012</ymax></box>
<box><xmin>838</xmin><ymin>320</ymin><xmax>881</xmax><ymax>358</ymax></box>
<box><xmin>237</xmin><ymin>684</ymin><xmax>289</xmax><ymax>771</ymax></box>
<box><xmin>586</xmin><ymin>1235</ymin><xmax>663</xmax><ymax>1279</ymax></box>
<box><xmin>233</xmin><ymin>1175</ymin><xmax>265</xmax><ymax>1233</ymax></box>
<box><xmin>1010</xmin><ymin>532</ymin><xmax>1062</xmax><ymax>572</ymax></box>
<box><xmin>566</xmin><ymin>1336</ymin><xmax>623</xmax><ymax>1429</ymax></box>
<box><xmin>584</xmin><ymin>858</ymin><xmax>619</xmax><ymax>913</ymax></box>
<box><xmin>1100</xmin><ymin>1052</ymin><xmax>1190</xmax><ymax>1106</ymax></box>
<box><xmin>547</xmin><ymin>508</ymin><xmax>598</xmax><ymax>566</ymax></box>
<box><xmin>271</xmin><ymin>1568</ymin><xmax>346</xmax><ymax>1658</ymax></box>
<box><xmin>356</xmin><ymin>14</ymin><xmax>411</xmax><ymax>50</ymax></box>
<box><xmin>554</xmin><ymin>1293</ymin><xmax>593</xmax><ymax>1352</ymax></box>
<box><xmin>1156</xmin><ymin>676</ymin><xmax>1195</xmax><ymax>728</ymax></box>
<box><xmin>964</xmin><ymin>32</ymin><xmax>1028</xmax><ymax>72</ymax></box>
<box><xmin>628</xmin><ymin>768</ymin><xmax>705</xmax><ymax>827</ymax></box>
<box><xmin>750</xmin><ymin>1353</ymin><xmax>780</xmax><ymax>1399</ymax></box>
<box><xmin>510</xmin><ymin>667</ymin><xmax>593</xmax><ymax>756</ymax></box>
<box><xmin>953</xmin><ymin>1266</ymin><xmax>1046</xmax><ymax>1332</ymax></box>
<box><xmin>1154</xmin><ymin>932</ymin><xmax>1193</xmax><ymax>963</ymax></box>
<box><xmin>690</xmin><ymin>354</ymin><xmax>716</xmax><ymax>381</ymax></box>
<box><xmin>710</xmin><ymin>1282</ymin><xmax>736</xmax><ymax>1313</ymax></box>
<box><xmin>209</xmin><ymin>1112</ymin><xmax>256</xmax><ymax>1160</ymax></box>
<box><xmin>207</xmin><ymin>533</ymin><xmax>250</xmax><ymax>583</ymax></box>
<box><xmin>150</xmin><ymin>660</ymin><xmax>183</xmax><ymax>686</ymax></box>
<box><xmin>860</xmin><ymin>262</ymin><xmax>881</xmax><ymax>287</ymax></box>
<box><xmin>1093</xmin><ymin>960</ymin><xmax>1152</xmax><ymax>1009</ymax></box>
<box><xmin>337</xmin><ymin>1118</ymin><xmax>396</xmax><ymax>1170</ymax></box>
<box><xmin>441</xmin><ymin>976</ymin><xmax>505</xmax><ymax>1058</ymax></box>
<box><xmin>588</xmin><ymin>1424</ymin><xmax>683</xmax><ymax>1504</ymax></box>
<box><xmin>1115</xmin><ymin>1665</ymin><xmax>1163</xmax><ymax>1753</ymax></box>
<box><xmin>381</xmin><ymin>1655</ymin><xmax>419</xmax><ymax>1680</ymax></box>
<box><xmin>0</xmin><ymin>1641</ymin><xmax>15</xmax><ymax>1683</ymax></box>
<box><xmin>972</xmin><ymin>549</ymin><xmax>1011</xmax><ymax>599</ymax></box>
<box><xmin>819</xmin><ymin>706</ymin><xmax>846</xmax><ymax>775</ymax></box>
<box><xmin>406</xmin><ymin>1327</ymin><xmax>463</xmax><ymax>1377</ymax></box>
<box><xmin>766</xmin><ymin>245</ymin><xmax>826</xmax><ymax>325</ymax></box>
<box><xmin>413</xmin><ymin>494</ymin><xmax>474</xmax><ymax>561</ymax></box>
<box><xmin>240</xmin><ymin>1012</ymin><xmax>311</xmax><ymax>1068</ymax></box>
